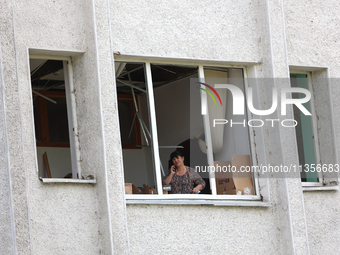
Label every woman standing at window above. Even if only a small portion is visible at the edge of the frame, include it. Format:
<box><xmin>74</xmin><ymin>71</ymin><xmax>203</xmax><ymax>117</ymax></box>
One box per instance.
<box><xmin>164</xmin><ymin>151</ymin><xmax>205</xmax><ymax>194</ymax></box>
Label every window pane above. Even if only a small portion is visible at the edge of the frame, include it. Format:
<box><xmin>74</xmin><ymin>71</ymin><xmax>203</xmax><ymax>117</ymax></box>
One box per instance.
<box><xmin>191</xmin><ymin>67</ymin><xmax>255</xmax><ymax>195</ymax></box>
<box><xmin>30</xmin><ymin>58</ymin><xmax>73</xmax><ymax>178</ymax></box>
<box><xmin>116</xmin><ymin>62</ymin><xmax>158</xmax><ymax>194</ymax></box>
<box><xmin>151</xmin><ymin>64</ymin><xmax>206</xmax><ymax>194</ymax></box>
<box><xmin>291</xmin><ymin>74</ymin><xmax>318</xmax><ymax>182</ymax></box>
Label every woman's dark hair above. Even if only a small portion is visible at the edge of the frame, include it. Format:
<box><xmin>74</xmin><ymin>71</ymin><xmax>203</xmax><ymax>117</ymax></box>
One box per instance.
<box><xmin>170</xmin><ymin>150</ymin><xmax>185</xmax><ymax>160</ymax></box>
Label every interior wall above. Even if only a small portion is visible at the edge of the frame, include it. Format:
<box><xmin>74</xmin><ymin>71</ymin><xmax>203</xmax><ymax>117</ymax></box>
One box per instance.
<box><xmin>214</xmin><ymin>68</ymin><xmax>251</xmax><ymax>161</ymax></box>
<box><xmin>36</xmin><ymin>147</ymin><xmax>72</xmax><ymax>178</ymax></box>
<box><xmin>122</xmin><ymin>149</ymin><xmax>148</xmax><ymax>187</ymax></box>
<box><xmin>154</xmin><ymin>75</ymin><xmax>194</xmax><ymax>174</ymax></box>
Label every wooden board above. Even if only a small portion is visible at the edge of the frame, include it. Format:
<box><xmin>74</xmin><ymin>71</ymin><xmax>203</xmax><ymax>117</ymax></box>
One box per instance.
<box><xmin>43</xmin><ymin>152</ymin><xmax>52</xmax><ymax>178</ymax></box>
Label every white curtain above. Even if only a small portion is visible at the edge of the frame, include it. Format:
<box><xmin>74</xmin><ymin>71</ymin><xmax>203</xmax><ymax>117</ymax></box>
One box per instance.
<box><xmin>203</xmin><ymin>69</ymin><xmax>228</xmax><ymax>154</ymax></box>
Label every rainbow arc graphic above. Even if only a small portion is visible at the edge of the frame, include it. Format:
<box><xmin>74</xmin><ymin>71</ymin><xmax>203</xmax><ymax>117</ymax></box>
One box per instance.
<box><xmin>197</xmin><ymin>82</ymin><xmax>223</xmax><ymax>106</ymax></box>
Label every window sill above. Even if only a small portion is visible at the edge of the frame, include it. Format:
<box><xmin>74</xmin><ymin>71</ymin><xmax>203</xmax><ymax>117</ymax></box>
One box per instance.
<box><xmin>126</xmin><ymin>199</ymin><xmax>271</xmax><ymax>207</ymax></box>
<box><xmin>302</xmin><ymin>186</ymin><xmax>339</xmax><ymax>192</ymax></box>
<box><xmin>39</xmin><ymin>178</ymin><xmax>96</xmax><ymax>184</ymax></box>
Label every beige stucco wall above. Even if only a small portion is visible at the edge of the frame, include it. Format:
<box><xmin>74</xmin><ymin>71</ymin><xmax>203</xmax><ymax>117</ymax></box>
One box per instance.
<box><xmin>284</xmin><ymin>1</ymin><xmax>340</xmax><ymax>254</ymax></box>
<box><xmin>1</xmin><ymin>0</ymin><xmax>127</xmax><ymax>254</ymax></box>
<box><xmin>1</xmin><ymin>0</ymin><xmax>339</xmax><ymax>254</ymax></box>
<box><xmin>110</xmin><ymin>0</ymin><xmax>261</xmax><ymax>62</ymax></box>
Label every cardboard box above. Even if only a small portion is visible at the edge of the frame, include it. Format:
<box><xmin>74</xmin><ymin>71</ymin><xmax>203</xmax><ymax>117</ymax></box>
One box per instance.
<box><xmin>214</xmin><ymin>161</ymin><xmax>234</xmax><ymax>195</ymax></box>
<box><xmin>216</xmin><ymin>177</ymin><xmax>234</xmax><ymax>195</ymax></box>
<box><xmin>230</xmin><ymin>155</ymin><xmax>254</xmax><ymax>195</ymax></box>
<box><xmin>223</xmin><ymin>188</ymin><xmax>254</xmax><ymax>195</ymax></box>
<box><xmin>149</xmin><ymin>189</ymin><xmax>157</xmax><ymax>194</ymax></box>
<box><xmin>225</xmin><ymin>178</ymin><xmax>254</xmax><ymax>195</ymax></box>
<box><xmin>125</xmin><ymin>183</ymin><xmax>140</xmax><ymax>194</ymax></box>
<box><xmin>231</xmin><ymin>155</ymin><xmax>253</xmax><ymax>178</ymax></box>
<box><xmin>214</xmin><ymin>156</ymin><xmax>254</xmax><ymax>195</ymax></box>
<box><xmin>142</xmin><ymin>184</ymin><xmax>168</xmax><ymax>194</ymax></box>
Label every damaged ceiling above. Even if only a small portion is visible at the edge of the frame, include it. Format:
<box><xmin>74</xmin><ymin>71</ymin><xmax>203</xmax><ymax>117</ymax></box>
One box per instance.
<box><xmin>115</xmin><ymin>62</ymin><xmax>198</xmax><ymax>94</ymax></box>
<box><xmin>30</xmin><ymin>59</ymin><xmax>199</xmax><ymax>95</ymax></box>
<box><xmin>30</xmin><ymin>59</ymin><xmax>65</xmax><ymax>91</ymax></box>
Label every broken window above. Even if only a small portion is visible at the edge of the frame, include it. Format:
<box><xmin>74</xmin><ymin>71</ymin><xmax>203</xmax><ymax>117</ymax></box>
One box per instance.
<box><xmin>116</xmin><ymin>60</ymin><xmax>257</xmax><ymax>199</ymax></box>
<box><xmin>30</xmin><ymin>58</ymin><xmax>79</xmax><ymax>179</ymax></box>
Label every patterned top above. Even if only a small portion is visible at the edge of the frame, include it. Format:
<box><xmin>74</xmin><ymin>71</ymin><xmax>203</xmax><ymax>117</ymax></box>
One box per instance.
<box><xmin>164</xmin><ymin>167</ymin><xmax>206</xmax><ymax>194</ymax></box>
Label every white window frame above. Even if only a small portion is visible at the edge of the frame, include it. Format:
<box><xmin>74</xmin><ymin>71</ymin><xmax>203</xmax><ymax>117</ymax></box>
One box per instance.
<box><xmin>30</xmin><ymin>55</ymin><xmax>81</xmax><ymax>179</ymax></box>
<box><xmin>290</xmin><ymin>70</ymin><xmax>322</xmax><ymax>187</ymax></box>
<box><xmin>117</xmin><ymin>57</ymin><xmax>261</xmax><ymax>201</ymax></box>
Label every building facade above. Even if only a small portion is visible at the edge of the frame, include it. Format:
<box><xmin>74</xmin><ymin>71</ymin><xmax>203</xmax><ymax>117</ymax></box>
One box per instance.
<box><xmin>1</xmin><ymin>0</ymin><xmax>340</xmax><ymax>254</ymax></box>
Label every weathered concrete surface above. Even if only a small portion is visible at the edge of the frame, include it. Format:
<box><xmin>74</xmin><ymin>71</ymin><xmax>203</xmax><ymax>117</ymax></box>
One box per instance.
<box><xmin>285</xmin><ymin>1</ymin><xmax>340</xmax><ymax>254</ymax></box>
<box><xmin>0</xmin><ymin>20</ymin><xmax>16</xmax><ymax>255</ymax></box>
<box><xmin>0</xmin><ymin>0</ymin><xmax>339</xmax><ymax>254</ymax></box>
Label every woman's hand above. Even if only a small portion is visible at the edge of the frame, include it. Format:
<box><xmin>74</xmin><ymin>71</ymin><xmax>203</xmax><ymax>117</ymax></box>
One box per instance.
<box><xmin>192</xmin><ymin>184</ymin><xmax>203</xmax><ymax>194</ymax></box>
<box><xmin>170</xmin><ymin>165</ymin><xmax>176</xmax><ymax>174</ymax></box>
<box><xmin>164</xmin><ymin>166</ymin><xmax>176</xmax><ymax>185</ymax></box>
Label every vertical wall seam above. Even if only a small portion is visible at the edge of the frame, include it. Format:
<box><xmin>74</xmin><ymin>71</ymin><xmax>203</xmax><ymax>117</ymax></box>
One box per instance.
<box><xmin>91</xmin><ymin>0</ymin><xmax>115</xmax><ymax>254</ymax></box>
<box><xmin>11</xmin><ymin>0</ymin><xmax>33</xmax><ymax>254</ymax></box>
<box><xmin>0</xmin><ymin>29</ymin><xmax>17</xmax><ymax>255</ymax></box>
<box><xmin>280</xmin><ymin>1</ymin><xmax>310</xmax><ymax>254</ymax></box>
<box><xmin>106</xmin><ymin>0</ymin><xmax>131</xmax><ymax>252</ymax></box>
<box><xmin>265</xmin><ymin>0</ymin><xmax>296</xmax><ymax>254</ymax></box>
<box><xmin>10</xmin><ymin>0</ymin><xmax>34</xmax><ymax>253</ymax></box>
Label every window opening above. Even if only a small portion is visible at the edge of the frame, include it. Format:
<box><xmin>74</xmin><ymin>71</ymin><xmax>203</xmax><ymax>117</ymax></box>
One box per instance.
<box><xmin>151</xmin><ymin>64</ymin><xmax>204</xmax><ymax>194</ymax></box>
<box><xmin>116</xmin><ymin>62</ymin><xmax>157</xmax><ymax>192</ymax></box>
<box><xmin>194</xmin><ymin>67</ymin><xmax>255</xmax><ymax>196</ymax></box>
<box><xmin>290</xmin><ymin>73</ymin><xmax>319</xmax><ymax>183</ymax></box>
<box><xmin>116</xmin><ymin>61</ymin><xmax>256</xmax><ymax>198</ymax></box>
<box><xmin>30</xmin><ymin>58</ymin><xmax>78</xmax><ymax>178</ymax></box>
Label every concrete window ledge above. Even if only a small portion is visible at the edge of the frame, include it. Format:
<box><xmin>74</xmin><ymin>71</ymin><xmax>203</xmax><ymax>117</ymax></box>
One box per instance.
<box><xmin>126</xmin><ymin>200</ymin><xmax>272</xmax><ymax>207</ymax></box>
<box><xmin>40</xmin><ymin>178</ymin><xmax>96</xmax><ymax>184</ymax></box>
<box><xmin>302</xmin><ymin>186</ymin><xmax>339</xmax><ymax>192</ymax></box>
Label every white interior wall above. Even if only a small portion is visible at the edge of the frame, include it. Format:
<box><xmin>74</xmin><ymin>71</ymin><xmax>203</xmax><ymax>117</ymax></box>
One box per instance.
<box><xmin>214</xmin><ymin>68</ymin><xmax>251</xmax><ymax>161</ymax></box>
<box><xmin>122</xmin><ymin>149</ymin><xmax>148</xmax><ymax>187</ymax></box>
<box><xmin>138</xmin><ymin>94</ymin><xmax>156</xmax><ymax>188</ymax></box>
<box><xmin>36</xmin><ymin>147</ymin><xmax>72</xmax><ymax>178</ymax></box>
<box><xmin>154</xmin><ymin>75</ymin><xmax>194</xmax><ymax>175</ymax></box>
